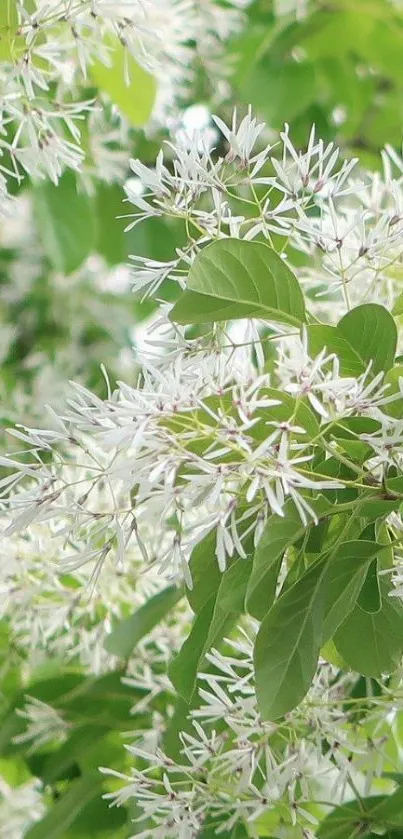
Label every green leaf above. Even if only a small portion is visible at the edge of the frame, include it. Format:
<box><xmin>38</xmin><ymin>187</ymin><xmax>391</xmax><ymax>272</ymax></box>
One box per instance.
<box><xmin>393</xmin><ymin>291</ymin><xmax>403</xmax><ymax>316</ymax></box>
<box><xmin>187</xmin><ymin>529</ymin><xmax>221</xmax><ymax>614</ymax></box>
<box><xmin>90</xmin><ymin>35</ymin><xmax>156</xmax><ymax>126</ymax></box>
<box><xmin>338</xmin><ymin>304</ymin><xmax>397</xmax><ymax>375</ymax></box>
<box><xmin>357</xmin><ymin>558</ymin><xmax>381</xmax><ymax>613</ymax></box>
<box><xmin>369</xmin><ymin>781</ymin><xmax>403</xmax><ymax>821</ymax></box>
<box><xmin>24</xmin><ymin>774</ymin><xmax>103</xmax><ymax>839</ymax></box>
<box><xmin>322</xmin><ymin>541</ymin><xmax>381</xmax><ymax>641</ymax></box>
<box><xmin>254</xmin><ymin>557</ymin><xmax>329</xmax><ymax>720</ymax></box>
<box><xmin>170</xmin><ymin>239</ymin><xmax>306</xmax><ymax>327</ymax></box>
<box><xmin>168</xmin><ymin>596</ymin><xmax>218</xmax><ymax>702</ymax></box>
<box><xmin>0</xmin><ymin>0</ymin><xmax>19</xmax><ymax>60</ymax></box>
<box><xmin>317</xmin><ymin>796</ymin><xmax>384</xmax><ymax>839</ymax></box>
<box><xmin>334</xmin><ymin>585</ymin><xmax>403</xmax><ymax>678</ymax></box>
<box><xmin>104</xmin><ymin>585</ymin><xmax>182</xmax><ymax>658</ymax></box>
<box><xmin>240</xmin><ymin>58</ymin><xmax>316</xmax><ymax>128</ymax></box>
<box><xmin>307</xmin><ymin>324</ymin><xmax>365</xmax><ymax>377</ymax></box>
<box><xmin>308</xmin><ymin>305</ymin><xmax>397</xmax><ymax>377</ymax></box>
<box><xmin>169</xmin><ymin>559</ymin><xmax>251</xmax><ymax>702</ymax></box>
<box><xmin>246</xmin><ymin>496</ymin><xmax>334</xmax><ymax>621</ymax></box>
<box><xmin>382</xmin><ymin>365</ymin><xmax>403</xmax><ymax>419</ymax></box>
<box><xmin>41</xmin><ymin>725</ymin><xmax>109</xmax><ymax>785</ymax></box>
<box><xmin>33</xmin><ymin>172</ymin><xmax>96</xmax><ymax>274</ymax></box>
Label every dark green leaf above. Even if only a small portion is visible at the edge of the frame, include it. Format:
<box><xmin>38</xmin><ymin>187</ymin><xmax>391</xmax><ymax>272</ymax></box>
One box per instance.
<box><xmin>357</xmin><ymin>558</ymin><xmax>381</xmax><ymax>613</ymax></box>
<box><xmin>41</xmin><ymin>725</ymin><xmax>109</xmax><ymax>785</ymax></box>
<box><xmin>168</xmin><ymin>596</ymin><xmax>217</xmax><ymax>702</ymax></box>
<box><xmin>247</xmin><ymin>496</ymin><xmax>334</xmax><ymax>620</ymax></box>
<box><xmin>334</xmin><ymin>585</ymin><xmax>403</xmax><ymax>678</ymax></box>
<box><xmin>322</xmin><ymin>541</ymin><xmax>381</xmax><ymax>641</ymax></box>
<box><xmin>317</xmin><ymin>796</ymin><xmax>384</xmax><ymax>839</ymax></box>
<box><xmin>254</xmin><ymin>557</ymin><xmax>328</xmax><ymax>720</ymax></box>
<box><xmin>338</xmin><ymin>304</ymin><xmax>397</xmax><ymax>375</ymax></box>
<box><xmin>187</xmin><ymin>529</ymin><xmax>221</xmax><ymax>614</ymax></box>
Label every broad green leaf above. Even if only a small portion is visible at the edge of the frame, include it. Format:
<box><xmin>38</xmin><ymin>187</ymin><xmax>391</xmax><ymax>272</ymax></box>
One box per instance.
<box><xmin>24</xmin><ymin>774</ymin><xmax>103</xmax><ymax>839</ymax></box>
<box><xmin>317</xmin><ymin>796</ymin><xmax>385</xmax><ymax>839</ymax></box>
<box><xmin>247</xmin><ymin>496</ymin><xmax>334</xmax><ymax>620</ymax></box>
<box><xmin>90</xmin><ymin>35</ymin><xmax>156</xmax><ymax>126</ymax></box>
<box><xmin>170</xmin><ymin>239</ymin><xmax>306</xmax><ymax>327</ymax></box>
<box><xmin>33</xmin><ymin>172</ymin><xmax>96</xmax><ymax>274</ymax></box>
<box><xmin>338</xmin><ymin>303</ymin><xmax>397</xmax><ymax>375</ymax></box>
<box><xmin>240</xmin><ymin>58</ymin><xmax>316</xmax><ymax>128</ymax></box>
<box><xmin>0</xmin><ymin>0</ymin><xmax>19</xmax><ymax>60</ymax></box>
<box><xmin>41</xmin><ymin>725</ymin><xmax>109</xmax><ymax>784</ymax></box>
<box><xmin>307</xmin><ymin>323</ymin><xmax>365</xmax><ymax>376</ymax></box>
<box><xmin>308</xmin><ymin>305</ymin><xmax>397</xmax><ymax>377</ymax></box>
<box><xmin>169</xmin><ymin>559</ymin><xmax>251</xmax><ymax>702</ymax></box>
<box><xmin>334</xmin><ymin>585</ymin><xmax>403</xmax><ymax>678</ymax></box>
<box><xmin>322</xmin><ymin>541</ymin><xmax>381</xmax><ymax>641</ymax></box>
<box><xmin>104</xmin><ymin>585</ymin><xmax>182</xmax><ymax>658</ymax></box>
<box><xmin>357</xmin><ymin>558</ymin><xmax>381</xmax><ymax>613</ymax></box>
<box><xmin>369</xmin><ymin>781</ymin><xmax>403</xmax><ymax>821</ymax></box>
<box><xmin>254</xmin><ymin>557</ymin><xmax>329</xmax><ymax>720</ymax></box>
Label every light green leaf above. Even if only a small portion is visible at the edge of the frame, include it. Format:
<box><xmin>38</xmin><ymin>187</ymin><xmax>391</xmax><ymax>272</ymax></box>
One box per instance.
<box><xmin>170</xmin><ymin>239</ymin><xmax>306</xmax><ymax>327</ymax></box>
<box><xmin>90</xmin><ymin>35</ymin><xmax>156</xmax><ymax>126</ymax></box>
<box><xmin>104</xmin><ymin>585</ymin><xmax>182</xmax><ymax>658</ymax></box>
<box><xmin>254</xmin><ymin>557</ymin><xmax>328</xmax><ymax>720</ymax></box>
<box><xmin>392</xmin><ymin>291</ymin><xmax>403</xmax><ymax>316</ymax></box>
<box><xmin>33</xmin><ymin>172</ymin><xmax>96</xmax><ymax>274</ymax></box>
<box><xmin>0</xmin><ymin>0</ymin><xmax>19</xmax><ymax>60</ymax></box>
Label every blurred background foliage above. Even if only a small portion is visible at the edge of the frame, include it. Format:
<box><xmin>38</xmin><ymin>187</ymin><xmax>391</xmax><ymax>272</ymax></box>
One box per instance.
<box><xmin>2</xmin><ymin>0</ymin><xmax>403</xmax><ymax>835</ymax></box>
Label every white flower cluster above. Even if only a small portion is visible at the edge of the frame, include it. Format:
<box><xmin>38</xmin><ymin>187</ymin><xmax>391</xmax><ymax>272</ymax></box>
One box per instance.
<box><xmin>126</xmin><ymin>113</ymin><xmax>403</xmax><ymax>319</ymax></box>
<box><xmin>102</xmin><ymin>627</ymin><xmax>403</xmax><ymax>838</ymax></box>
<box><xmin>0</xmin><ymin>0</ymin><xmax>246</xmax><ymax>204</ymax></box>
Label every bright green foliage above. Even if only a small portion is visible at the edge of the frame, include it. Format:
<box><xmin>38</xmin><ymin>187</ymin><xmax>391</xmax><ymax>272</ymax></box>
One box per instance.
<box><xmin>90</xmin><ymin>36</ymin><xmax>156</xmax><ymax>127</ymax></box>
<box><xmin>170</xmin><ymin>239</ymin><xmax>306</xmax><ymax>326</ymax></box>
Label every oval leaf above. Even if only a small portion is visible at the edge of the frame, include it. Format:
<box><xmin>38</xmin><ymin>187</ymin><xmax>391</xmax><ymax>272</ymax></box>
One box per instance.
<box><xmin>338</xmin><ymin>303</ymin><xmax>397</xmax><ymax>375</ymax></box>
<box><xmin>254</xmin><ymin>558</ymin><xmax>328</xmax><ymax>720</ymax></box>
<box><xmin>170</xmin><ymin>239</ymin><xmax>306</xmax><ymax>327</ymax></box>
